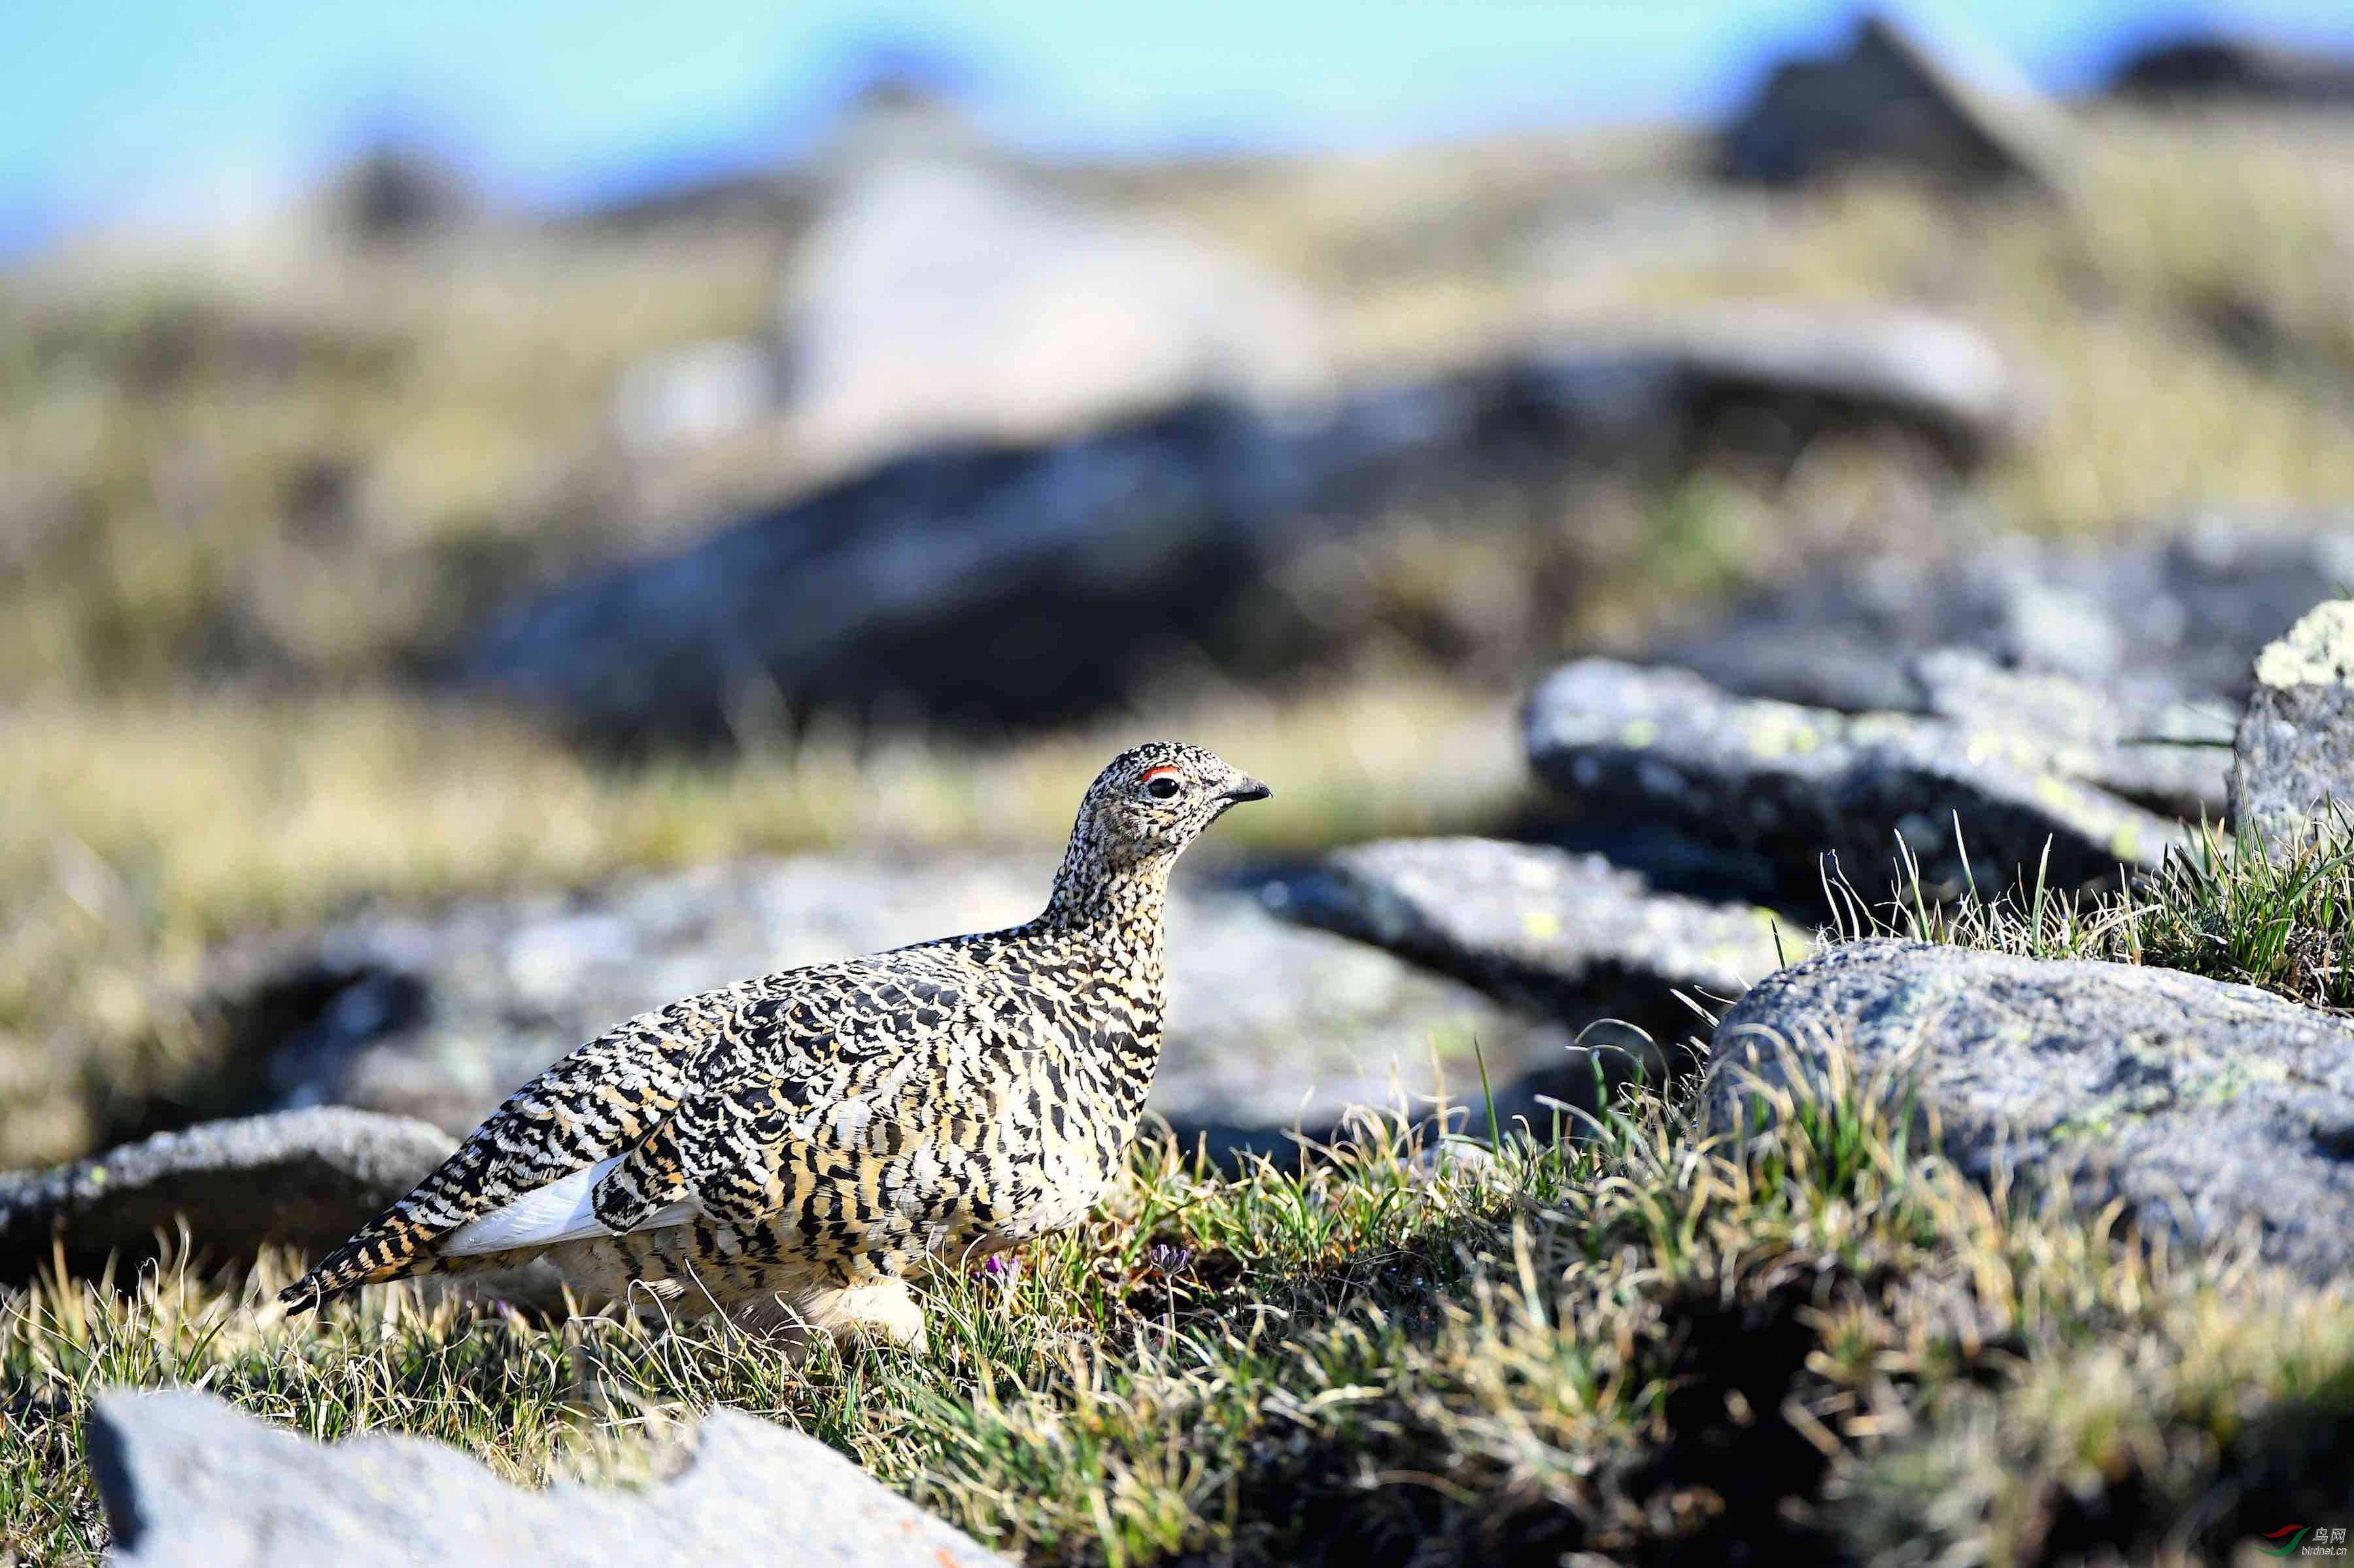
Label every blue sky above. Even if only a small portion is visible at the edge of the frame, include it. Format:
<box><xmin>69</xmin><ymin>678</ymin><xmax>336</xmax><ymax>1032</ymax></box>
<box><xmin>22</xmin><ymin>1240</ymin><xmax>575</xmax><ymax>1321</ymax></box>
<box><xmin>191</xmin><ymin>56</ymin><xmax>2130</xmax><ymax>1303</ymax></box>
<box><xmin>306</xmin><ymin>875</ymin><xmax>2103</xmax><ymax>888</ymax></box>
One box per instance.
<box><xmin>4</xmin><ymin>1</ymin><xmax>2352</xmax><ymax>253</ymax></box>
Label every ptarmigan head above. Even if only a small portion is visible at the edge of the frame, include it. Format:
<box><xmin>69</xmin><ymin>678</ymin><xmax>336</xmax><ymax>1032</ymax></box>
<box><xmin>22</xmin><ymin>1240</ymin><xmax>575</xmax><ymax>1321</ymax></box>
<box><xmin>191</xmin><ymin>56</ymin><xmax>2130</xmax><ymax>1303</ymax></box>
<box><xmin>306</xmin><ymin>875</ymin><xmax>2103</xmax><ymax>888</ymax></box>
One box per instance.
<box><xmin>1077</xmin><ymin>741</ymin><xmax>1271</xmax><ymax>861</ymax></box>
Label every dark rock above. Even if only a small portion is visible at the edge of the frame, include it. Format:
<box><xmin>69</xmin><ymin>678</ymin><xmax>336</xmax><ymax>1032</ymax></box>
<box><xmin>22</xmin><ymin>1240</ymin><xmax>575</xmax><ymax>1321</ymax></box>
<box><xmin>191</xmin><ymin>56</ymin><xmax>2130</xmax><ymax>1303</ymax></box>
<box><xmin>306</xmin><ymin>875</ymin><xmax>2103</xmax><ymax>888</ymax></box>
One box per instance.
<box><xmin>90</xmin><ymin>1389</ymin><xmax>1008</xmax><ymax>1567</ymax></box>
<box><xmin>460</xmin><ymin>312</ymin><xmax>2021</xmax><ymax>744</ymax></box>
<box><xmin>1263</xmin><ymin>837</ymin><xmax>1791</xmax><ymax>1031</ymax></box>
<box><xmin>0</xmin><ymin>1109</ymin><xmax>452</xmax><ymax>1284</ymax></box>
<box><xmin>2232</xmin><ymin>600</ymin><xmax>2354</xmax><ymax>847</ymax></box>
<box><xmin>2109</xmin><ymin>34</ymin><xmax>2354</xmax><ymax>103</ymax></box>
<box><xmin>1720</xmin><ymin>14</ymin><xmax>2066</xmax><ymax>191</ymax></box>
<box><xmin>214</xmin><ymin>855</ymin><xmax>1580</xmax><ymax>1161</ymax></box>
<box><xmin>1523</xmin><ymin>660</ymin><xmax>2185</xmax><ymax>900</ymax></box>
<box><xmin>1656</xmin><ymin>518</ymin><xmax>2354</xmax><ymax>717</ymax></box>
<box><xmin>322</xmin><ymin>148</ymin><xmax>476</xmax><ymax>244</ymax></box>
<box><xmin>1709</xmin><ymin>941</ymin><xmax>2354</xmax><ymax>1282</ymax></box>
<box><xmin>1263</xmin><ymin>838</ymin><xmax>1796</xmax><ymax>1129</ymax></box>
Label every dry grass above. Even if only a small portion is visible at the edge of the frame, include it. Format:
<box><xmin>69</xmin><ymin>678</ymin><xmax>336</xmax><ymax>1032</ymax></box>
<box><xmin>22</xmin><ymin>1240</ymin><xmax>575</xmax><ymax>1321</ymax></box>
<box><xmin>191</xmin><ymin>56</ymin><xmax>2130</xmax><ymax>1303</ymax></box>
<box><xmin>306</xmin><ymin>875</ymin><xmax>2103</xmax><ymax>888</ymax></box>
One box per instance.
<box><xmin>0</xmin><ymin>677</ymin><xmax>1528</xmax><ymax>1163</ymax></box>
<box><xmin>6</xmin><ymin>1063</ymin><xmax>2350</xmax><ymax>1565</ymax></box>
<box><xmin>1837</xmin><ymin>811</ymin><xmax>2354</xmax><ymax>1013</ymax></box>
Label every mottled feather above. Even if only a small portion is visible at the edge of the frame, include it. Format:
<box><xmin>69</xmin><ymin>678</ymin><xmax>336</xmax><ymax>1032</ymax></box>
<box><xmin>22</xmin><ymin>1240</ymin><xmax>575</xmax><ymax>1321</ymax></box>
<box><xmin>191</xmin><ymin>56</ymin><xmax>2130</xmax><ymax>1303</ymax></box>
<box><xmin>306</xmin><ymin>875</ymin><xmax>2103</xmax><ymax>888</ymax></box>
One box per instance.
<box><xmin>279</xmin><ymin>742</ymin><xmax>1269</xmax><ymax>1340</ymax></box>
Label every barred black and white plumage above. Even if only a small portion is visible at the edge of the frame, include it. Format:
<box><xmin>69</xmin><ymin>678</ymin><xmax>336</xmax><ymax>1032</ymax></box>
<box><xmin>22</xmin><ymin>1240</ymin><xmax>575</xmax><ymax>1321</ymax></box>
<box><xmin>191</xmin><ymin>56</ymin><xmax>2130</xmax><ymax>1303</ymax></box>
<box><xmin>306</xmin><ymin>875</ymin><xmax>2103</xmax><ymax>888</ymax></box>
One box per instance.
<box><xmin>279</xmin><ymin>743</ymin><xmax>1270</xmax><ymax>1348</ymax></box>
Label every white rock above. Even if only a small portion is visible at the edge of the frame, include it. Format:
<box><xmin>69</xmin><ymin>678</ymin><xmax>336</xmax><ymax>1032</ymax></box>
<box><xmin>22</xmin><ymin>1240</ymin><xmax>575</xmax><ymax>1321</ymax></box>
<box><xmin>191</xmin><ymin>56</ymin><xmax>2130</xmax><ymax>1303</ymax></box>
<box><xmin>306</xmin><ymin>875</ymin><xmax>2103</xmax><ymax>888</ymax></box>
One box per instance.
<box><xmin>610</xmin><ymin>338</ymin><xmax>778</xmax><ymax>458</ymax></box>
<box><xmin>781</xmin><ymin>163</ymin><xmax>1331</xmax><ymax>465</ymax></box>
<box><xmin>90</xmin><ymin>1389</ymin><xmax>1010</xmax><ymax>1567</ymax></box>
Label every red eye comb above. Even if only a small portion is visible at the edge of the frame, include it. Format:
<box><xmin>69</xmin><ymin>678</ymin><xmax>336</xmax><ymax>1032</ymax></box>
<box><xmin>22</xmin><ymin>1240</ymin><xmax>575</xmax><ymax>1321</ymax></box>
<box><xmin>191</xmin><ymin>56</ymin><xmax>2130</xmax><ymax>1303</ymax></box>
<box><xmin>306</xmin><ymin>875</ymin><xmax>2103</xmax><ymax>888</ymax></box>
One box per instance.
<box><xmin>1140</xmin><ymin>764</ymin><xmax>1181</xmax><ymax>783</ymax></box>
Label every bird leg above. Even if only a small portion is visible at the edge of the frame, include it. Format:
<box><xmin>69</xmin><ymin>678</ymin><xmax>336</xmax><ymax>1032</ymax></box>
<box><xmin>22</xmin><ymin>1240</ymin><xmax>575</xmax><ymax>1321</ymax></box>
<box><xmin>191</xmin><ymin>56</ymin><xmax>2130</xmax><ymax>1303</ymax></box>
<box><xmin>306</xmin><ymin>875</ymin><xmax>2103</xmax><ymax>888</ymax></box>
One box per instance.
<box><xmin>734</xmin><ymin>1278</ymin><xmax>929</xmax><ymax>1355</ymax></box>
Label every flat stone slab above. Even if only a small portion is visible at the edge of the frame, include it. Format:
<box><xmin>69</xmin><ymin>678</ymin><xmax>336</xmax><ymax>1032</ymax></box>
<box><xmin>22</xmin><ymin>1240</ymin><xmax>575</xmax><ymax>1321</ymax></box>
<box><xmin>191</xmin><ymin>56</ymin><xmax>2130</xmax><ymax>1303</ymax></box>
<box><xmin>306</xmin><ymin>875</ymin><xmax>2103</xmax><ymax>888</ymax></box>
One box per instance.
<box><xmin>1708</xmin><ymin>940</ymin><xmax>2354</xmax><ymax>1282</ymax></box>
<box><xmin>213</xmin><ymin>854</ymin><xmax>1578</xmax><ymax>1158</ymax></box>
<box><xmin>0</xmin><ymin>1108</ymin><xmax>454</xmax><ymax>1284</ymax></box>
<box><xmin>1261</xmin><ymin>837</ymin><xmax>1792</xmax><ymax>1034</ymax></box>
<box><xmin>1523</xmin><ymin>660</ymin><xmax>2186</xmax><ymax>900</ymax></box>
<box><xmin>2232</xmin><ymin>600</ymin><xmax>2354</xmax><ymax>849</ymax></box>
<box><xmin>89</xmin><ymin>1389</ymin><xmax>1008</xmax><ymax>1567</ymax></box>
<box><xmin>1909</xmin><ymin>649</ymin><xmax>2232</xmax><ymax>819</ymax></box>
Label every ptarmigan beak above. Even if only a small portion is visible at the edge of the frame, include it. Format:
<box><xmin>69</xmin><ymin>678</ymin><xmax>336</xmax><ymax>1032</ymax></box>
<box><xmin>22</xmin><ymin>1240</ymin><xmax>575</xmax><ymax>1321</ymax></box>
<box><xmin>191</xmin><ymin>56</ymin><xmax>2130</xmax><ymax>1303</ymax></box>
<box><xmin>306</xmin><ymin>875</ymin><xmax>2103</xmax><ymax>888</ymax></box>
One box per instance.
<box><xmin>1221</xmin><ymin>775</ymin><xmax>1272</xmax><ymax>804</ymax></box>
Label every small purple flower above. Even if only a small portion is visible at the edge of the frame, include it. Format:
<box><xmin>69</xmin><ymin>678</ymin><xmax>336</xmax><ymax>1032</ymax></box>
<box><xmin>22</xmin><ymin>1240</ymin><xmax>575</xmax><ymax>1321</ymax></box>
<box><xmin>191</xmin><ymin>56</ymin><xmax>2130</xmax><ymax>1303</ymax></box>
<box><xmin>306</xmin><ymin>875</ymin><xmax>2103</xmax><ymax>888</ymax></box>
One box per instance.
<box><xmin>978</xmin><ymin>1253</ymin><xmax>1020</xmax><ymax>1282</ymax></box>
<box><xmin>1144</xmin><ymin>1243</ymin><xmax>1193</xmax><ymax>1275</ymax></box>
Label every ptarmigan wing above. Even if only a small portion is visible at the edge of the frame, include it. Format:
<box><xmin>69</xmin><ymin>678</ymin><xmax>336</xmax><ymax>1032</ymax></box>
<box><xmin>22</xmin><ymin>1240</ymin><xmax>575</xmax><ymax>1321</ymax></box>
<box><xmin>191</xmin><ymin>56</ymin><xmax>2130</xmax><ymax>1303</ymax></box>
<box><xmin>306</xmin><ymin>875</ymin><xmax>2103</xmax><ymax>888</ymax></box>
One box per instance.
<box><xmin>645</xmin><ymin>953</ymin><xmax>1018</xmax><ymax>1259</ymax></box>
<box><xmin>282</xmin><ymin>947</ymin><xmax>1010</xmax><ymax>1306</ymax></box>
<box><xmin>279</xmin><ymin>979</ymin><xmax>756</xmax><ymax>1307</ymax></box>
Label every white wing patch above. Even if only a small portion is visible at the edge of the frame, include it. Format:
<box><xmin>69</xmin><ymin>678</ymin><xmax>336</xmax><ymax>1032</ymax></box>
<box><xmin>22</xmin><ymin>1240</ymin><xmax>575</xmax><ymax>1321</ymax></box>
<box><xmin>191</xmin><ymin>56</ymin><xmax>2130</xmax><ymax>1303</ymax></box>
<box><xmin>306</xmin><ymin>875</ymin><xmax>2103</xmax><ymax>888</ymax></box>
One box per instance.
<box><xmin>439</xmin><ymin>1157</ymin><xmax>698</xmax><ymax>1257</ymax></box>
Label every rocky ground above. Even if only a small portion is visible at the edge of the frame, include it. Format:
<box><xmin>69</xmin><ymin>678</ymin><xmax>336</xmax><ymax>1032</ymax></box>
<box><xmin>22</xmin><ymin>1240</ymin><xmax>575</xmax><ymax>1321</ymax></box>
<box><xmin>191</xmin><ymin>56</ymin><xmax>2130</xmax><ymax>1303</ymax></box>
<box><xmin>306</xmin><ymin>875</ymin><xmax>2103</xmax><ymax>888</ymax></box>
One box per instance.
<box><xmin>9</xmin><ymin>17</ymin><xmax>2354</xmax><ymax>1563</ymax></box>
<box><xmin>9</xmin><ymin>590</ymin><xmax>2354</xmax><ymax>1563</ymax></box>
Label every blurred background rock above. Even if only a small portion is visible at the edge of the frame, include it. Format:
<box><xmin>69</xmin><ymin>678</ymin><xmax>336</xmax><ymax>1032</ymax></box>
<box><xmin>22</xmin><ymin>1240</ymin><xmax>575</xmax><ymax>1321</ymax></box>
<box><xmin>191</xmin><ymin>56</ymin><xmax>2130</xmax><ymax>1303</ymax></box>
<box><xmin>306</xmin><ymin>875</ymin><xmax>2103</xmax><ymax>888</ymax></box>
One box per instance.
<box><xmin>3</xmin><ymin>1</ymin><xmax>2353</xmax><ymax>1165</ymax></box>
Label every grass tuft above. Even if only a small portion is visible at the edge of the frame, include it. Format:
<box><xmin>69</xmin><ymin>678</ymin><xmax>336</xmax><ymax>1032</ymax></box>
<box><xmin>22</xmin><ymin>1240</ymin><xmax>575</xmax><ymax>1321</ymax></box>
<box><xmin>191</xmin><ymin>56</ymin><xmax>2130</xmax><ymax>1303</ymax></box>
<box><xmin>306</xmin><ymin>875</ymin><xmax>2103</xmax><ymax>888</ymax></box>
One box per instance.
<box><xmin>1840</xmin><ymin>810</ymin><xmax>2354</xmax><ymax>1013</ymax></box>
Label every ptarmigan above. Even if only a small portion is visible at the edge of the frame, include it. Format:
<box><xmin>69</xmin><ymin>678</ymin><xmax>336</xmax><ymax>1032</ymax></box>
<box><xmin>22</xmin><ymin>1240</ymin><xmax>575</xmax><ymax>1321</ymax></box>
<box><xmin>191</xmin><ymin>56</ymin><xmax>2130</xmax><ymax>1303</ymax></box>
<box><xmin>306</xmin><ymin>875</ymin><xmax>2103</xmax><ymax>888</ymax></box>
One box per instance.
<box><xmin>280</xmin><ymin>742</ymin><xmax>1269</xmax><ymax>1349</ymax></box>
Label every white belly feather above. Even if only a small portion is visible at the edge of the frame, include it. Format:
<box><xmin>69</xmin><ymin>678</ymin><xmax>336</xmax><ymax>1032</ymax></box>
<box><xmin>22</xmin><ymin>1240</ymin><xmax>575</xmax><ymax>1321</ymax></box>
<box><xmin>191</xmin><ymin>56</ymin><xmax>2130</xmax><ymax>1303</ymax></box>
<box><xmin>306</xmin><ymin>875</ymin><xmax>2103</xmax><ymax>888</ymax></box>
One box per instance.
<box><xmin>440</xmin><ymin>1156</ymin><xmax>696</xmax><ymax>1257</ymax></box>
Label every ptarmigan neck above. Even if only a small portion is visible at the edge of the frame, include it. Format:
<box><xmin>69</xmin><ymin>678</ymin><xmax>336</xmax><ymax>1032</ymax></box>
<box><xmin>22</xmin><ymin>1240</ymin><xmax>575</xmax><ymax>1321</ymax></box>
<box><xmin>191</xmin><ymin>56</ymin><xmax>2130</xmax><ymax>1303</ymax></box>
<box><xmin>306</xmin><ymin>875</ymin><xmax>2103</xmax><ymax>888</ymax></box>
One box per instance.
<box><xmin>1038</xmin><ymin>841</ymin><xmax>1175</xmax><ymax>963</ymax></box>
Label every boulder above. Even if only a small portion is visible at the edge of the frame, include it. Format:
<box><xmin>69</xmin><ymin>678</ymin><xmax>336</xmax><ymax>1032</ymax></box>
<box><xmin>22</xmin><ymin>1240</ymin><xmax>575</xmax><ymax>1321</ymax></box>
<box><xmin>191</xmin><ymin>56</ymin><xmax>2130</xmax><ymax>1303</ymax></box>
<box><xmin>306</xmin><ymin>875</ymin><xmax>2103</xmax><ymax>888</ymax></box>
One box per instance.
<box><xmin>781</xmin><ymin>162</ymin><xmax>1332</xmax><ymax>468</ymax></box>
<box><xmin>1523</xmin><ymin>660</ymin><xmax>2186</xmax><ymax>900</ymax></box>
<box><xmin>1708</xmin><ymin>941</ymin><xmax>2354</xmax><ymax>1282</ymax></box>
<box><xmin>1909</xmin><ymin>649</ymin><xmax>2232</xmax><ymax>817</ymax></box>
<box><xmin>1654</xmin><ymin>518</ymin><xmax>2354</xmax><ymax>717</ymax></box>
<box><xmin>462</xmin><ymin>312</ymin><xmax>2022</xmax><ymax>743</ymax></box>
<box><xmin>213</xmin><ymin>855</ymin><xmax>1581</xmax><ymax>1163</ymax></box>
<box><xmin>1261</xmin><ymin>837</ymin><xmax>1792</xmax><ymax>1037</ymax></box>
<box><xmin>1720</xmin><ymin>14</ymin><xmax>2067</xmax><ymax>191</ymax></box>
<box><xmin>88</xmin><ymin>1389</ymin><xmax>1008</xmax><ymax>1567</ymax></box>
<box><xmin>1531</xmin><ymin>305</ymin><xmax>2022</xmax><ymax>467</ymax></box>
<box><xmin>0</xmin><ymin>1108</ymin><xmax>453</xmax><ymax>1284</ymax></box>
<box><xmin>2232</xmin><ymin>600</ymin><xmax>2354</xmax><ymax>848</ymax></box>
<box><xmin>2108</xmin><ymin>34</ymin><xmax>2354</xmax><ymax>103</ymax></box>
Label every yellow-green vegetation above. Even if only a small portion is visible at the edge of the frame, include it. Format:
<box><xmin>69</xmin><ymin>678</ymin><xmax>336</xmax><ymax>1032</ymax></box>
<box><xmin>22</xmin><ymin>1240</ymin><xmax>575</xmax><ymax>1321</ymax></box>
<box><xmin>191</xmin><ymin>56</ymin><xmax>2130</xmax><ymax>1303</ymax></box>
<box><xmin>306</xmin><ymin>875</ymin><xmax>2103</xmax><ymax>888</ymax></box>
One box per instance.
<box><xmin>7</xmin><ymin>1070</ymin><xmax>2350</xmax><ymax>1565</ymax></box>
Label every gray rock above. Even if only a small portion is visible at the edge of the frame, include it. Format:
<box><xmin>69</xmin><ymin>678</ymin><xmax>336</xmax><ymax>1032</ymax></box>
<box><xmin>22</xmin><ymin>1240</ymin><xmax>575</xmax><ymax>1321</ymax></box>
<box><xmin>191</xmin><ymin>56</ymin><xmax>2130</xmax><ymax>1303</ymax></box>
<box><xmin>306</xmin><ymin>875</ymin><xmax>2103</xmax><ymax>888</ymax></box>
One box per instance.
<box><xmin>219</xmin><ymin>855</ymin><xmax>1578</xmax><ymax>1161</ymax></box>
<box><xmin>1524</xmin><ymin>660</ymin><xmax>2187</xmax><ymax>898</ymax></box>
<box><xmin>0</xmin><ymin>1109</ymin><xmax>452</xmax><ymax>1284</ymax></box>
<box><xmin>1654</xmin><ymin>517</ymin><xmax>2354</xmax><ymax>718</ymax></box>
<box><xmin>1262</xmin><ymin>837</ymin><xmax>1792</xmax><ymax>1034</ymax></box>
<box><xmin>89</xmin><ymin>1388</ymin><xmax>1008</xmax><ymax>1567</ymax></box>
<box><xmin>781</xmin><ymin>162</ymin><xmax>1333</xmax><ymax>468</ymax></box>
<box><xmin>1720</xmin><ymin>14</ymin><xmax>2068</xmax><ymax>191</ymax></box>
<box><xmin>462</xmin><ymin>313</ymin><xmax>2022</xmax><ymax>743</ymax></box>
<box><xmin>1910</xmin><ymin>648</ymin><xmax>2233</xmax><ymax>817</ymax></box>
<box><xmin>1263</xmin><ymin>838</ymin><xmax>1798</xmax><ymax>1131</ymax></box>
<box><xmin>1531</xmin><ymin>305</ymin><xmax>2022</xmax><ymax>467</ymax></box>
<box><xmin>2232</xmin><ymin>600</ymin><xmax>2354</xmax><ymax>848</ymax></box>
<box><xmin>1707</xmin><ymin>941</ymin><xmax>2354</xmax><ymax>1282</ymax></box>
<box><xmin>2109</xmin><ymin>34</ymin><xmax>2354</xmax><ymax>103</ymax></box>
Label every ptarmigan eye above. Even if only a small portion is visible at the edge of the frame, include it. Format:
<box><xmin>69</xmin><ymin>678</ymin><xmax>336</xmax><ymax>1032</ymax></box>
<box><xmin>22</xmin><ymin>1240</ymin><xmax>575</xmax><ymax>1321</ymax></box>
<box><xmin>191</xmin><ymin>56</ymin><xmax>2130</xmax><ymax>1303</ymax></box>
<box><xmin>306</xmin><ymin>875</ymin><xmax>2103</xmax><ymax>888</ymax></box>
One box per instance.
<box><xmin>1143</xmin><ymin>771</ymin><xmax>1180</xmax><ymax>800</ymax></box>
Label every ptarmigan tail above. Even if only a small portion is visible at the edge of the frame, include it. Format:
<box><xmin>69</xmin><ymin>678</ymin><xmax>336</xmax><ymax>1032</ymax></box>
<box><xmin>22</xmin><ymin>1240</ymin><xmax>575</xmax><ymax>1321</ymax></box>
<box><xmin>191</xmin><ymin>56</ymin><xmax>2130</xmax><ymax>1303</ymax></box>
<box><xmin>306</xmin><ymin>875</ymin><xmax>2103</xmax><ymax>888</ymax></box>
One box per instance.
<box><xmin>278</xmin><ymin>1207</ymin><xmax>449</xmax><ymax>1312</ymax></box>
<box><xmin>280</xmin><ymin>1156</ymin><xmax>692</xmax><ymax>1312</ymax></box>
